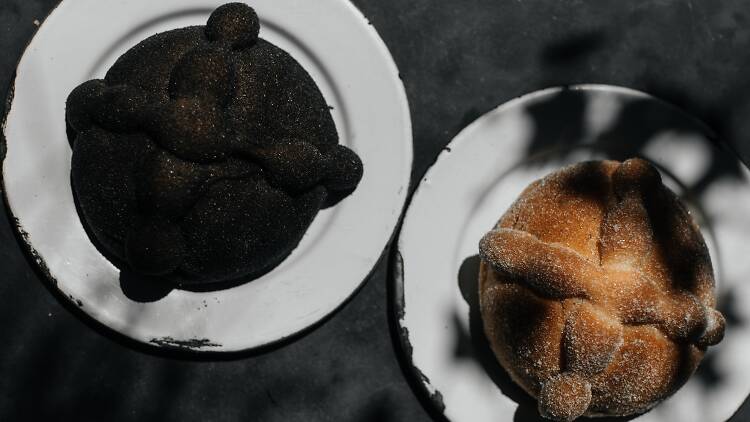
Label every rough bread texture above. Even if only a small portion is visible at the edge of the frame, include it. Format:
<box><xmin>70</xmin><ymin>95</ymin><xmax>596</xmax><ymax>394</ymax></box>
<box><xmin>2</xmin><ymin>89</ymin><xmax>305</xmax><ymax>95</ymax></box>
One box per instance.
<box><xmin>66</xmin><ymin>3</ymin><xmax>363</xmax><ymax>286</ymax></box>
<box><xmin>478</xmin><ymin>159</ymin><xmax>725</xmax><ymax>421</ymax></box>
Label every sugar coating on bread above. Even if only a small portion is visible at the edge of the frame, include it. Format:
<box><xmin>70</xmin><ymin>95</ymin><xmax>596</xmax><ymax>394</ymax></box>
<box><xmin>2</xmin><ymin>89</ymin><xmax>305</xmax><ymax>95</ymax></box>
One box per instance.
<box><xmin>66</xmin><ymin>3</ymin><xmax>363</xmax><ymax>286</ymax></box>
<box><xmin>478</xmin><ymin>159</ymin><xmax>725</xmax><ymax>421</ymax></box>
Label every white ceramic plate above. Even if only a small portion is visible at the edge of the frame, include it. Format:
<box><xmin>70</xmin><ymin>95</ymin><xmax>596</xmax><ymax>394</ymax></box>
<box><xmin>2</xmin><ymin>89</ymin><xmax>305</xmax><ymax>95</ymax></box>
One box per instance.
<box><xmin>395</xmin><ymin>85</ymin><xmax>750</xmax><ymax>422</ymax></box>
<box><xmin>2</xmin><ymin>0</ymin><xmax>412</xmax><ymax>352</ymax></box>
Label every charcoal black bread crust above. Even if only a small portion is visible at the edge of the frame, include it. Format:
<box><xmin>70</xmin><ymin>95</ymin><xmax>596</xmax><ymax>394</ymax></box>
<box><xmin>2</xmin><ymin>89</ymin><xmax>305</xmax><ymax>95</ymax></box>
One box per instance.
<box><xmin>66</xmin><ymin>3</ymin><xmax>363</xmax><ymax>286</ymax></box>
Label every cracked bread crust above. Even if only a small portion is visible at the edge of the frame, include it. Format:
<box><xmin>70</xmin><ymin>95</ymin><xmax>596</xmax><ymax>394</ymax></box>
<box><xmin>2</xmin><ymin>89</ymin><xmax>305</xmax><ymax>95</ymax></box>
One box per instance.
<box><xmin>66</xmin><ymin>3</ymin><xmax>363</xmax><ymax>286</ymax></box>
<box><xmin>478</xmin><ymin>159</ymin><xmax>724</xmax><ymax>421</ymax></box>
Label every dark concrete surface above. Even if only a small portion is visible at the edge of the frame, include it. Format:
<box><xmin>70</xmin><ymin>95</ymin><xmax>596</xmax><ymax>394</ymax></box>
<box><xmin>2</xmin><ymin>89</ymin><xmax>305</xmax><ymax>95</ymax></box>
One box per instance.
<box><xmin>1</xmin><ymin>0</ymin><xmax>749</xmax><ymax>421</ymax></box>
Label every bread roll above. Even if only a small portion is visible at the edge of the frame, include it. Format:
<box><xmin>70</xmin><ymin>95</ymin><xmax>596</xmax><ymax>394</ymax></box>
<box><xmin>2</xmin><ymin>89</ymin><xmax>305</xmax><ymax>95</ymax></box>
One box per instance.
<box><xmin>478</xmin><ymin>158</ymin><xmax>724</xmax><ymax>421</ymax></box>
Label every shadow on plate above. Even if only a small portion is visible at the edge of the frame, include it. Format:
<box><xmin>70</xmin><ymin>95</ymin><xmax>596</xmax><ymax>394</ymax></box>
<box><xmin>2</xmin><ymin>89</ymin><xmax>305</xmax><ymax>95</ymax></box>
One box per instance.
<box><xmin>521</xmin><ymin>87</ymin><xmax>745</xmax><ymax>199</ymax></box>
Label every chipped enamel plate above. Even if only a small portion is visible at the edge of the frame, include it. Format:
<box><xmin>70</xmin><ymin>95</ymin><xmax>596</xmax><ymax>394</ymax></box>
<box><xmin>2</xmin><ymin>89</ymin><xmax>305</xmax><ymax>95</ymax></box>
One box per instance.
<box><xmin>2</xmin><ymin>0</ymin><xmax>411</xmax><ymax>352</ymax></box>
<box><xmin>394</xmin><ymin>85</ymin><xmax>750</xmax><ymax>422</ymax></box>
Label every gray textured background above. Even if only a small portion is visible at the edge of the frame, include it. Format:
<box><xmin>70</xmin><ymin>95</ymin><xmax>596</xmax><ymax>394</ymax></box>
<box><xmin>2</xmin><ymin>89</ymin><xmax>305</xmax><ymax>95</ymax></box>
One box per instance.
<box><xmin>2</xmin><ymin>1</ymin><xmax>749</xmax><ymax>421</ymax></box>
